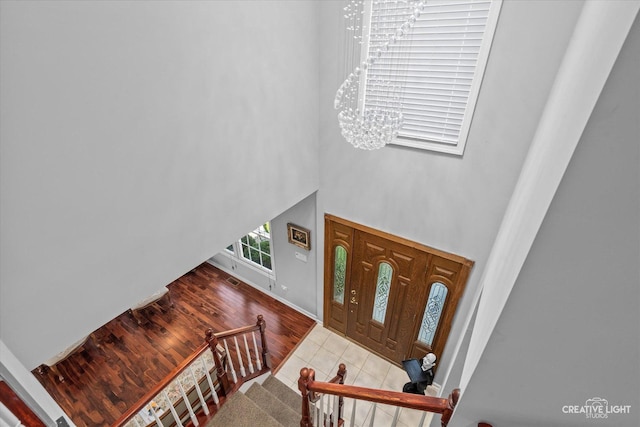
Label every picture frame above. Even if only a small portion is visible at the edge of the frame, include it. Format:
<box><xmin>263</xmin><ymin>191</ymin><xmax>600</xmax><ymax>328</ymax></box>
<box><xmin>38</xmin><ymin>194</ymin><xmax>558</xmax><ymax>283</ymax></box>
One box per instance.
<box><xmin>287</xmin><ymin>223</ymin><xmax>311</xmax><ymax>250</ymax></box>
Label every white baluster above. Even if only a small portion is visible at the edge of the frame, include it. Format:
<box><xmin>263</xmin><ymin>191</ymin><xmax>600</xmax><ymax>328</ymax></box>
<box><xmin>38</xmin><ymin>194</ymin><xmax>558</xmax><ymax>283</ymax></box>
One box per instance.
<box><xmin>350</xmin><ymin>399</ymin><xmax>356</xmax><ymax>427</ymax></box>
<box><xmin>332</xmin><ymin>394</ymin><xmax>339</xmax><ymax>426</ymax></box>
<box><xmin>368</xmin><ymin>403</ymin><xmax>377</xmax><ymax>427</ymax></box>
<box><xmin>243</xmin><ymin>334</ymin><xmax>254</xmax><ymax>374</ymax></box>
<box><xmin>132</xmin><ymin>416</ymin><xmax>142</xmax><ymax>427</ymax></box>
<box><xmin>418</xmin><ymin>410</ymin><xmax>428</xmax><ymax>427</ymax></box>
<box><xmin>234</xmin><ymin>336</ymin><xmax>246</xmax><ymax>377</ymax></box>
<box><xmin>190</xmin><ymin>366</ymin><xmax>210</xmax><ymax>415</ymax></box>
<box><xmin>311</xmin><ymin>400</ymin><xmax>317</xmax><ymax>426</ymax></box>
<box><xmin>178</xmin><ymin>380</ymin><xmax>199</xmax><ymax>426</ymax></box>
<box><xmin>151</xmin><ymin>402</ymin><xmax>163</xmax><ymax>426</ymax></box>
<box><xmin>326</xmin><ymin>394</ymin><xmax>331</xmax><ymax>427</ymax></box>
<box><xmin>162</xmin><ymin>390</ymin><xmax>184</xmax><ymax>427</ymax></box>
<box><xmin>201</xmin><ymin>357</ymin><xmax>219</xmax><ymax>405</ymax></box>
<box><xmin>319</xmin><ymin>394</ymin><xmax>325</xmax><ymax>426</ymax></box>
<box><xmin>391</xmin><ymin>406</ymin><xmax>400</xmax><ymax>427</ymax></box>
<box><xmin>223</xmin><ymin>339</ymin><xmax>237</xmax><ymax>383</ymax></box>
<box><xmin>252</xmin><ymin>331</ymin><xmax>261</xmax><ymax>370</ymax></box>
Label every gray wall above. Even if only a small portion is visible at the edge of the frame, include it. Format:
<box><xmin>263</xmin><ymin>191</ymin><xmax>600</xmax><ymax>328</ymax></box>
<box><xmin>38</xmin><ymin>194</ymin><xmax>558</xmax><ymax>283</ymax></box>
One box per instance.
<box><xmin>210</xmin><ymin>192</ymin><xmax>318</xmax><ymax>316</ymax></box>
<box><xmin>451</xmin><ymin>13</ymin><xmax>639</xmax><ymax>427</ymax></box>
<box><xmin>3</xmin><ymin>4</ymin><xmax>636</xmax><ymax>423</ymax></box>
<box><xmin>317</xmin><ymin>0</ymin><xmax>584</xmax><ymax>382</ymax></box>
<box><xmin>0</xmin><ymin>0</ymin><xmax>320</xmax><ymax>369</ymax></box>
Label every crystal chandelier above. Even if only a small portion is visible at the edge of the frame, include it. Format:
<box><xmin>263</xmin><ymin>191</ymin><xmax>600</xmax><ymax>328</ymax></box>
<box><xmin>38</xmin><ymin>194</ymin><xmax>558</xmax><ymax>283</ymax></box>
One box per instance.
<box><xmin>335</xmin><ymin>0</ymin><xmax>425</xmax><ymax>150</ymax></box>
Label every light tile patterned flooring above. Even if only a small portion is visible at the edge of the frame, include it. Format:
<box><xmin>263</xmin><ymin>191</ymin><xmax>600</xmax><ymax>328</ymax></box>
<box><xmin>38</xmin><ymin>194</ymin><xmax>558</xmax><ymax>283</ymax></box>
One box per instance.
<box><xmin>274</xmin><ymin>323</ymin><xmax>439</xmax><ymax>427</ymax></box>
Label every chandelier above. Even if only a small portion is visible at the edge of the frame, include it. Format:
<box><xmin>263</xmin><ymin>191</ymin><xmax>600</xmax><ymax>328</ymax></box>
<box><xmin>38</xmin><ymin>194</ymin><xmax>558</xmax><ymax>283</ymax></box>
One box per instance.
<box><xmin>335</xmin><ymin>0</ymin><xmax>426</xmax><ymax>150</ymax></box>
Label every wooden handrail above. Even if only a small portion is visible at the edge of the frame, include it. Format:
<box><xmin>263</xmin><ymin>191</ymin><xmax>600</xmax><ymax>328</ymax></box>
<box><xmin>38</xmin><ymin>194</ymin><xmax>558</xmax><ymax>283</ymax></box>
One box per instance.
<box><xmin>111</xmin><ymin>342</ymin><xmax>209</xmax><ymax>426</ymax></box>
<box><xmin>0</xmin><ymin>381</ymin><xmax>47</xmax><ymax>427</ymax></box>
<box><xmin>307</xmin><ymin>381</ymin><xmax>449</xmax><ymax>413</ymax></box>
<box><xmin>299</xmin><ymin>365</ymin><xmax>460</xmax><ymax>427</ymax></box>
<box><xmin>214</xmin><ymin>323</ymin><xmax>260</xmax><ymax>339</ymax></box>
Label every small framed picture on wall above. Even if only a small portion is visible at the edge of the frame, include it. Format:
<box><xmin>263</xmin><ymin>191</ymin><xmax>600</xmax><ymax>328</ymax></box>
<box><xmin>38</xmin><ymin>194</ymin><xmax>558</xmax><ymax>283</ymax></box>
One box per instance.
<box><xmin>287</xmin><ymin>223</ymin><xmax>311</xmax><ymax>250</ymax></box>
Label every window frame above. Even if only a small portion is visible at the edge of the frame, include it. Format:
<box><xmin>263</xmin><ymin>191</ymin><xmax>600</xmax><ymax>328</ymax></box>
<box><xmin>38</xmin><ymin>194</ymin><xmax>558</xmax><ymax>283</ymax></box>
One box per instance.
<box><xmin>225</xmin><ymin>223</ymin><xmax>274</xmax><ymax>275</ymax></box>
<box><xmin>358</xmin><ymin>0</ymin><xmax>503</xmax><ymax>155</ymax></box>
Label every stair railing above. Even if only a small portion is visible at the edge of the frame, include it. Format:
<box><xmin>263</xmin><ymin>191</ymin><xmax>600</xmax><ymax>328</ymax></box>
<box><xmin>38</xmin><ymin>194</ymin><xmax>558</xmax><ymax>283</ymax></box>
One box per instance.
<box><xmin>205</xmin><ymin>314</ymin><xmax>271</xmax><ymax>394</ymax></box>
<box><xmin>300</xmin><ymin>364</ymin><xmax>347</xmax><ymax>427</ymax></box>
<box><xmin>112</xmin><ymin>315</ymin><xmax>270</xmax><ymax>427</ymax></box>
<box><xmin>298</xmin><ymin>365</ymin><xmax>459</xmax><ymax>427</ymax></box>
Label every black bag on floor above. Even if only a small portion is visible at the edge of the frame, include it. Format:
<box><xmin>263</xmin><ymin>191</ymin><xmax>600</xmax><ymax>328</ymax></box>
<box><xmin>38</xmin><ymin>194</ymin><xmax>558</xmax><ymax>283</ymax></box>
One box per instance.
<box><xmin>403</xmin><ymin>381</ymin><xmax>419</xmax><ymax>394</ymax></box>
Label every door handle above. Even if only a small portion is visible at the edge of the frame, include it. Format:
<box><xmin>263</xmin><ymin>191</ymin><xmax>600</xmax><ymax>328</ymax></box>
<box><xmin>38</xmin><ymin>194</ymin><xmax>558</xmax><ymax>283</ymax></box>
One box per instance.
<box><xmin>350</xmin><ymin>296</ymin><xmax>358</xmax><ymax>305</ymax></box>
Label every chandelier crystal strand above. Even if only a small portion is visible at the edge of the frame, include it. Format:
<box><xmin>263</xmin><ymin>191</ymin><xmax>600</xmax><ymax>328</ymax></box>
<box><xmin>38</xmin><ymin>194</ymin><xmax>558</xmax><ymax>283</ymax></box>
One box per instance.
<box><xmin>335</xmin><ymin>0</ymin><xmax>426</xmax><ymax>150</ymax></box>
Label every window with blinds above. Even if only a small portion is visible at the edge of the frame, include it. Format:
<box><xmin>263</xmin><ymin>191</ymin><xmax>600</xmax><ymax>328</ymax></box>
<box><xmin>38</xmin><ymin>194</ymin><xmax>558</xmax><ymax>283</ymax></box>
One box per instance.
<box><xmin>361</xmin><ymin>0</ymin><xmax>502</xmax><ymax>154</ymax></box>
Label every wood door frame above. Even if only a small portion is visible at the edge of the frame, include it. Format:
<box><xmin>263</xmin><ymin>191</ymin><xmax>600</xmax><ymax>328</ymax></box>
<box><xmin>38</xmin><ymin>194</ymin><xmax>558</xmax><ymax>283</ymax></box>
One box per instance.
<box><xmin>323</xmin><ymin>214</ymin><xmax>474</xmax><ymax>366</ymax></box>
<box><xmin>323</xmin><ymin>217</ymin><xmax>355</xmax><ymax>334</ymax></box>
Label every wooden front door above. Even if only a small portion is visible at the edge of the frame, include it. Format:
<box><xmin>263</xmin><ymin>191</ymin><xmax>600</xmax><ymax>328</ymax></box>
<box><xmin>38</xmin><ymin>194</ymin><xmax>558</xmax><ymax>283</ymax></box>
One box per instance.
<box><xmin>324</xmin><ymin>215</ymin><xmax>473</xmax><ymax>366</ymax></box>
<box><xmin>346</xmin><ymin>230</ymin><xmax>427</xmax><ymax>362</ymax></box>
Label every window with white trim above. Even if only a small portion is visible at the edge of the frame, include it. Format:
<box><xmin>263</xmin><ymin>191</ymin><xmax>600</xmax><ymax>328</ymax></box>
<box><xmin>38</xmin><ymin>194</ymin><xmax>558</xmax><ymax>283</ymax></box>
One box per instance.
<box><xmin>226</xmin><ymin>223</ymin><xmax>273</xmax><ymax>271</ymax></box>
<box><xmin>361</xmin><ymin>0</ymin><xmax>502</xmax><ymax>154</ymax></box>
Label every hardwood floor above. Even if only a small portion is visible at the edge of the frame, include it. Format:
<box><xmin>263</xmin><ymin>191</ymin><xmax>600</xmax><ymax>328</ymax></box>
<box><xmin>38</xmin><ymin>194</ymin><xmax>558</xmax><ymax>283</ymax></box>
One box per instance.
<box><xmin>32</xmin><ymin>262</ymin><xmax>316</xmax><ymax>427</ymax></box>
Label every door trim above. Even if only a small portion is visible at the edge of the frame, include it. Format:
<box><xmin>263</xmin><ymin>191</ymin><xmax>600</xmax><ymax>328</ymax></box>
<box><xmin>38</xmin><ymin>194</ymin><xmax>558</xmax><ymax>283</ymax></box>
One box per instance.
<box><xmin>323</xmin><ymin>214</ymin><xmax>474</xmax><ymax>366</ymax></box>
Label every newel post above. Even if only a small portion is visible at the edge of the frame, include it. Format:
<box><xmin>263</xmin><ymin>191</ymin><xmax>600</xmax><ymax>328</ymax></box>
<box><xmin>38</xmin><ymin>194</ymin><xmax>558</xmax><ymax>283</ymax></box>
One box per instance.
<box><xmin>441</xmin><ymin>388</ymin><xmax>460</xmax><ymax>427</ymax></box>
<box><xmin>336</xmin><ymin>363</ymin><xmax>346</xmax><ymax>421</ymax></box>
<box><xmin>205</xmin><ymin>328</ymin><xmax>231</xmax><ymax>397</ymax></box>
<box><xmin>257</xmin><ymin>314</ymin><xmax>271</xmax><ymax>370</ymax></box>
<box><xmin>298</xmin><ymin>368</ymin><xmax>314</xmax><ymax>427</ymax></box>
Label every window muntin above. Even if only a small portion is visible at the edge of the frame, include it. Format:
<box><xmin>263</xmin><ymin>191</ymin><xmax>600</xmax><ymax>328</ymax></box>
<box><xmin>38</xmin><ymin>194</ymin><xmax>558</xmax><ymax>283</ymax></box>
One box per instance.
<box><xmin>238</xmin><ymin>223</ymin><xmax>272</xmax><ymax>271</ymax></box>
<box><xmin>417</xmin><ymin>282</ymin><xmax>448</xmax><ymax>346</ymax></box>
<box><xmin>361</xmin><ymin>0</ymin><xmax>502</xmax><ymax>154</ymax></box>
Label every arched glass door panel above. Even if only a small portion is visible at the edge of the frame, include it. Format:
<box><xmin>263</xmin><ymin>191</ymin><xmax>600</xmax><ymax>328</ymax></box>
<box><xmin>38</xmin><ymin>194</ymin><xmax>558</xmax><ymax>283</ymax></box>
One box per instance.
<box><xmin>372</xmin><ymin>262</ymin><xmax>393</xmax><ymax>324</ymax></box>
<box><xmin>417</xmin><ymin>282</ymin><xmax>449</xmax><ymax>346</ymax></box>
<box><xmin>333</xmin><ymin>245</ymin><xmax>347</xmax><ymax>304</ymax></box>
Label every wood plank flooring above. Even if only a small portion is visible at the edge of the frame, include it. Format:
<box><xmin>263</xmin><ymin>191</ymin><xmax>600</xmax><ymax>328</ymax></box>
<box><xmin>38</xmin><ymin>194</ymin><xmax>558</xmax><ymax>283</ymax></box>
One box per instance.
<box><xmin>32</xmin><ymin>263</ymin><xmax>316</xmax><ymax>427</ymax></box>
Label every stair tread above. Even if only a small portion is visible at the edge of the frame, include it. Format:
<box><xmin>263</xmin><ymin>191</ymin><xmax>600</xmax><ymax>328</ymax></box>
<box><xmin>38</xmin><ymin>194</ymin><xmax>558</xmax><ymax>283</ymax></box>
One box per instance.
<box><xmin>205</xmin><ymin>391</ymin><xmax>282</xmax><ymax>427</ymax></box>
<box><xmin>245</xmin><ymin>382</ymin><xmax>300</xmax><ymax>427</ymax></box>
<box><xmin>262</xmin><ymin>375</ymin><xmax>301</xmax><ymax>412</ymax></box>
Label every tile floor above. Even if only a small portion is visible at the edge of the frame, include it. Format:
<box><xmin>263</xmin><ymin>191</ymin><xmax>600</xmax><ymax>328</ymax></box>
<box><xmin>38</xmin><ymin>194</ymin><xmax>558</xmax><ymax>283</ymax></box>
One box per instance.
<box><xmin>274</xmin><ymin>323</ymin><xmax>439</xmax><ymax>427</ymax></box>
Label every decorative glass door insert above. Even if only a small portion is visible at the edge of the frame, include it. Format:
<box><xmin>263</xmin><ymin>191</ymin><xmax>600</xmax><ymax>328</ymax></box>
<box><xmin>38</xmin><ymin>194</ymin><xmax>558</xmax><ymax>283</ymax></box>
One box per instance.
<box><xmin>372</xmin><ymin>262</ymin><xmax>393</xmax><ymax>324</ymax></box>
<box><xmin>333</xmin><ymin>245</ymin><xmax>347</xmax><ymax>304</ymax></box>
<box><xmin>417</xmin><ymin>282</ymin><xmax>449</xmax><ymax>346</ymax></box>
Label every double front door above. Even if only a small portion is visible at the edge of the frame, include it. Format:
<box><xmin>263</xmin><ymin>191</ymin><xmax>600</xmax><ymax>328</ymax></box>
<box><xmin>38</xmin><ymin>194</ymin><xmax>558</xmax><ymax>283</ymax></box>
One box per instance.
<box><xmin>324</xmin><ymin>215</ymin><xmax>473</xmax><ymax>366</ymax></box>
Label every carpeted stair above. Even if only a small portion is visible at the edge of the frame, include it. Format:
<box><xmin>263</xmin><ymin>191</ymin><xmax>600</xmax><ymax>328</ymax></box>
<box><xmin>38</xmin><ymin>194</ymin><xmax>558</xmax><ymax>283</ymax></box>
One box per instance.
<box><xmin>206</xmin><ymin>375</ymin><xmax>302</xmax><ymax>427</ymax></box>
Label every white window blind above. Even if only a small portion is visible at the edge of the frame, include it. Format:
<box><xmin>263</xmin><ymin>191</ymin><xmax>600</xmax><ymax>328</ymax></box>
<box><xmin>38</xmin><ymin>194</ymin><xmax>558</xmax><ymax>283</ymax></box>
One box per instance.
<box><xmin>362</xmin><ymin>0</ymin><xmax>502</xmax><ymax>154</ymax></box>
